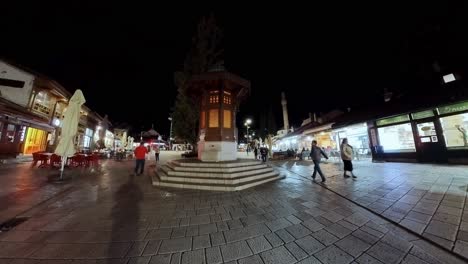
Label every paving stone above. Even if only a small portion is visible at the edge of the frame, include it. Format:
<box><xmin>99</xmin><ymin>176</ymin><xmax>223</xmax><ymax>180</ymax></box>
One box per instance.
<box><xmin>400</xmin><ymin>218</ymin><xmax>426</xmax><ymax>234</ymax></box>
<box><xmin>285</xmin><ymin>224</ymin><xmax>311</xmax><ymax>239</ymax></box>
<box><xmin>264</xmin><ymin>232</ymin><xmax>284</xmax><ymax>247</ymax></box>
<box><xmin>149</xmin><ymin>254</ymin><xmax>171</xmax><ymax>264</ymax></box>
<box><xmin>405</xmin><ymin>211</ymin><xmax>433</xmax><ymax>224</ymax></box>
<box><xmin>297</xmin><ymin>255</ymin><xmax>322</xmax><ymax>264</ymax></box>
<box><xmin>325</xmin><ymin>223</ymin><xmax>353</xmax><ymax>238</ymax></box>
<box><xmin>295</xmin><ymin>235</ymin><xmax>325</xmax><ymax>254</ymax></box>
<box><xmin>314</xmin><ymin>244</ymin><xmax>354</xmax><ymax>264</ymax></box>
<box><xmin>142</xmin><ymin>240</ymin><xmax>162</xmax><ymax>255</ymax></box>
<box><xmin>159</xmin><ymin>237</ymin><xmax>192</xmax><ymax>254</ymax></box>
<box><xmin>190</xmin><ymin>215</ymin><xmax>211</xmax><ymax>226</ymax></box>
<box><xmin>186</xmin><ymin>225</ymin><xmax>199</xmax><ymax>237</ymax></box>
<box><xmin>423</xmin><ymin>233</ymin><xmax>454</xmax><ymax>250</ymax></box>
<box><xmin>335</xmin><ymin>235</ymin><xmax>371</xmax><ymax>257</ymax></box>
<box><xmin>220</xmin><ymin>240</ymin><xmax>253</xmax><ymax>262</ymax></box>
<box><xmin>359</xmin><ymin>226</ymin><xmax>384</xmax><ymax>239</ymax></box>
<box><xmin>128</xmin><ymin>256</ymin><xmax>151</xmax><ymax>264</ymax></box>
<box><xmin>179</xmin><ymin>218</ymin><xmax>190</xmax><ymax>227</ymax></box>
<box><xmin>402</xmin><ymin>254</ymin><xmax>430</xmax><ymax>264</ymax></box>
<box><xmin>286</xmin><ymin>215</ymin><xmax>302</xmax><ymax>224</ymax></box>
<box><xmin>205</xmin><ymin>246</ymin><xmax>222</xmax><ymax>264</ymax></box>
<box><xmin>238</xmin><ymin>254</ymin><xmax>264</xmax><ymax>264</ymax></box>
<box><xmin>366</xmin><ymin>242</ymin><xmax>406</xmax><ymax>264</ymax></box>
<box><xmin>321</xmin><ymin>211</ymin><xmax>345</xmax><ymax>223</ymax></box>
<box><xmin>260</xmin><ymin>246</ymin><xmax>296</xmax><ymax>264</ymax></box>
<box><xmin>432</xmin><ymin>212</ymin><xmax>461</xmax><ymax>225</ymax></box>
<box><xmin>337</xmin><ymin>220</ymin><xmax>359</xmax><ymax>231</ymax></box>
<box><xmin>216</xmin><ymin>221</ymin><xmax>229</xmax><ymax>231</ymax></box>
<box><xmin>275</xmin><ymin>229</ymin><xmax>295</xmax><ymax>243</ymax></box>
<box><xmin>380</xmin><ymin>233</ymin><xmax>412</xmax><ymax>253</ymax></box>
<box><xmin>145</xmin><ymin>229</ymin><xmax>172</xmax><ymax>240</ymax></box>
<box><xmin>352</xmin><ymin>230</ymin><xmax>380</xmax><ymax>245</ymax></box>
<box><xmin>285</xmin><ymin>242</ymin><xmax>308</xmax><ymax>261</ymax></box>
<box><xmin>355</xmin><ymin>253</ymin><xmax>384</xmax><ymax>264</ymax></box>
<box><xmin>224</xmin><ymin>224</ymin><xmax>270</xmax><ymax>243</ymax></box>
<box><xmin>193</xmin><ymin>235</ymin><xmax>211</xmax><ymax>249</ymax></box>
<box><xmin>247</xmin><ymin>236</ymin><xmax>272</xmax><ymax>254</ymax></box>
<box><xmin>171</xmin><ymin>227</ymin><xmax>187</xmax><ymax>238</ymax></box>
<box><xmin>170</xmin><ymin>252</ymin><xmax>182</xmax><ymax>264</ymax></box>
<box><xmin>181</xmin><ymin>249</ymin><xmax>205</xmax><ymax>264</ymax></box>
<box><xmin>301</xmin><ymin>218</ymin><xmax>325</xmax><ymax>232</ymax></box>
<box><xmin>412</xmin><ymin>239</ymin><xmax>466</xmax><ymax>264</ymax></box>
<box><xmin>424</xmin><ymin>220</ymin><xmax>458</xmax><ymax>241</ymax></box>
<box><xmin>265</xmin><ymin>218</ymin><xmax>292</xmax><ymax>232</ymax></box>
<box><xmin>436</xmin><ymin>205</ymin><xmax>462</xmax><ymax>217</ymax></box>
<box><xmin>227</xmin><ymin>219</ymin><xmax>244</xmax><ymax>230</ymax></box>
<box><xmin>199</xmin><ymin>223</ymin><xmax>217</xmax><ymax>235</ymax></box>
<box><xmin>126</xmin><ymin>241</ymin><xmax>149</xmax><ymax>257</ymax></box>
<box><xmin>210</xmin><ymin>232</ymin><xmax>225</xmax><ymax>247</ymax></box>
<box><xmin>311</xmin><ymin>229</ymin><xmax>339</xmax><ymax>246</ymax></box>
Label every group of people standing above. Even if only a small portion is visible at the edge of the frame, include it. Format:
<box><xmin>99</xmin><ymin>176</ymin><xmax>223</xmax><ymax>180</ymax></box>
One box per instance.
<box><xmin>310</xmin><ymin>138</ymin><xmax>356</xmax><ymax>182</ymax></box>
<box><xmin>247</xmin><ymin>145</ymin><xmax>269</xmax><ymax>162</ymax></box>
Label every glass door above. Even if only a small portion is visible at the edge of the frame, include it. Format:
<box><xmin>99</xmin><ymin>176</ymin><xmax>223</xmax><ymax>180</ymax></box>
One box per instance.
<box><xmin>415</xmin><ymin>120</ymin><xmax>446</xmax><ymax>162</ymax></box>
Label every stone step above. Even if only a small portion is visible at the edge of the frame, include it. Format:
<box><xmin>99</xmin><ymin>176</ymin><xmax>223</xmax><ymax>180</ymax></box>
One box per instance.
<box><xmin>171</xmin><ymin>159</ymin><xmax>262</xmax><ymax>168</ymax></box>
<box><xmin>167</xmin><ymin>162</ymin><xmax>269</xmax><ymax>173</ymax></box>
<box><xmin>153</xmin><ymin>170</ymin><xmax>284</xmax><ymax>191</ymax></box>
<box><xmin>158</xmin><ymin>169</ymin><xmax>280</xmax><ymax>185</ymax></box>
<box><xmin>162</xmin><ymin>165</ymin><xmax>274</xmax><ymax>178</ymax></box>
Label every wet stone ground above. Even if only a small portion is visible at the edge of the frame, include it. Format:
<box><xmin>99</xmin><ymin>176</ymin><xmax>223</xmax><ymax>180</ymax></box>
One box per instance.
<box><xmin>0</xmin><ymin>152</ymin><xmax>466</xmax><ymax>263</ymax></box>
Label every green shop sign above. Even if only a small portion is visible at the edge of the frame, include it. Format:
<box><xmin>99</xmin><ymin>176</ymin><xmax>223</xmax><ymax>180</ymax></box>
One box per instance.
<box><xmin>411</xmin><ymin>110</ymin><xmax>434</xmax><ymax>120</ymax></box>
<box><xmin>438</xmin><ymin>101</ymin><xmax>468</xmax><ymax>115</ymax></box>
<box><xmin>376</xmin><ymin>114</ymin><xmax>410</xmax><ymax>126</ymax></box>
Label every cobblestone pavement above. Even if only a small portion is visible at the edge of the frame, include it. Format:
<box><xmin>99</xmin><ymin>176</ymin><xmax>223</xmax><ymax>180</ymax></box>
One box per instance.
<box><xmin>0</xmin><ymin>152</ymin><xmax>466</xmax><ymax>263</ymax></box>
<box><xmin>273</xmin><ymin>158</ymin><xmax>468</xmax><ymax>260</ymax></box>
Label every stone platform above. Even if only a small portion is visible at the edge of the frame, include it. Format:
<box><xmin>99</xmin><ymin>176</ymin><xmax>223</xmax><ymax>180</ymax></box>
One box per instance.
<box><xmin>152</xmin><ymin>159</ymin><xmax>284</xmax><ymax>191</ymax></box>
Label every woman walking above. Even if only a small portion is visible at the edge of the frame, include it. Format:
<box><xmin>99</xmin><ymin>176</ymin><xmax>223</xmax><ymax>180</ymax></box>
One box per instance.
<box><xmin>341</xmin><ymin>138</ymin><xmax>356</xmax><ymax>178</ymax></box>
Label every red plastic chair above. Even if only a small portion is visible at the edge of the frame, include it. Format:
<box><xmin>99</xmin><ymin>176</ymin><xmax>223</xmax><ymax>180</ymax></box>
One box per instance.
<box><xmin>50</xmin><ymin>154</ymin><xmax>62</xmax><ymax>168</ymax></box>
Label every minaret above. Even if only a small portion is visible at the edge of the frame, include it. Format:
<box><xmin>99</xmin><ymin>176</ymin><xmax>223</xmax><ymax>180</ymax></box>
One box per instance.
<box><xmin>281</xmin><ymin>92</ymin><xmax>290</xmax><ymax>131</ymax></box>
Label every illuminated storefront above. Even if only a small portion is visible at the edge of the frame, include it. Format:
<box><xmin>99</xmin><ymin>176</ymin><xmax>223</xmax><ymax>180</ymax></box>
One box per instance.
<box><xmin>332</xmin><ymin>123</ymin><xmax>371</xmax><ymax>159</ymax></box>
<box><xmin>23</xmin><ymin>127</ymin><xmax>48</xmax><ymax>154</ymax></box>
<box><xmin>371</xmin><ymin>100</ymin><xmax>468</xmax><ymax>163</ymax></box>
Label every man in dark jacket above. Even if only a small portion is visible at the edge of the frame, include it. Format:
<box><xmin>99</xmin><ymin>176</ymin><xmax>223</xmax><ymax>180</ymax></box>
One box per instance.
<box><xmin>311</xmin><ymin>140</ymin><xmax>328</xmax><ymax>182</ymax></box>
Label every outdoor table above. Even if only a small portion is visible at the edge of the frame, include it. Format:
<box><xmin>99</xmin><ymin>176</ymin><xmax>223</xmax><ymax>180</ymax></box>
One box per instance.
<box><xmin>38</xmin><ymin>153</ymin><xmax>53</xmax><ymax>168</ymax></box>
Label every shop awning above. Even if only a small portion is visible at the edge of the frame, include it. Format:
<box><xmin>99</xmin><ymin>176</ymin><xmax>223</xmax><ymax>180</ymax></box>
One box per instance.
<box><xmin>16</xmin><ymin>117</ymin><xmax>55</xmax><ymax>132</ymax></box>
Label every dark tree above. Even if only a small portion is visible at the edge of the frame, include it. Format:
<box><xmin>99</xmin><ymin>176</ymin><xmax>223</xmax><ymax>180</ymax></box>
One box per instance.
<box><xmin>172</xmin><ymin>15</ymin><xmax>224</xmax><ymax>146</ymax></box>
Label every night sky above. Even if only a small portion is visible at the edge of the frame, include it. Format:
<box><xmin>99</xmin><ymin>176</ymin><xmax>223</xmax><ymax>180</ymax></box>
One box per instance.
<box><xmin>2</xmin><ymin>2</ymin><xmax>468</xmax><ymax>137</ymax></box>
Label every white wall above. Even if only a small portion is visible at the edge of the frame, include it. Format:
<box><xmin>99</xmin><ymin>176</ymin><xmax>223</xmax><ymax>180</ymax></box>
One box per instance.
<box><xmin>0</xmin><ymin>61</ymin><xmax>35</xmax><ymax>107</ymax></box>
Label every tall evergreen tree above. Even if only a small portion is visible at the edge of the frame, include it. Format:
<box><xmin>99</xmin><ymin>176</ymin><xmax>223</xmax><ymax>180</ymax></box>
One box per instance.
<box><xmin>171</xmin><ymin>15</ymin><xmax>223</xmax><ymax>147</ymax></box>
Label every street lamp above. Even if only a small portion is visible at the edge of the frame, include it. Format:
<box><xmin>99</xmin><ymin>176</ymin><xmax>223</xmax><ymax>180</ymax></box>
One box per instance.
<box><xmin>244</xmin><ymin>119</ymin><xmax>252</xmax><ymax>143</ymax></box>
<box><xmin>168</xmin><ymin>117</ymin><xmax>173</xmax><ymax>150</ymax></box>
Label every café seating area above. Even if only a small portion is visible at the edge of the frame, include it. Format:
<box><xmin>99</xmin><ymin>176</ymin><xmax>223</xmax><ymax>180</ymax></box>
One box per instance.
<box><xmin>32</xmin><ymin>151</ymin><xmax>101</xmax><ymax>168</ymax></box>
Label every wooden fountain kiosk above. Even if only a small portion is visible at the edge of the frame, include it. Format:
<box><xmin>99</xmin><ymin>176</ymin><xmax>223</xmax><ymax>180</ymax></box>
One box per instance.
<box><xmin>153</xmin><ymin>68</ymin><xmax>283</xmax><ymax>191</ymax></box>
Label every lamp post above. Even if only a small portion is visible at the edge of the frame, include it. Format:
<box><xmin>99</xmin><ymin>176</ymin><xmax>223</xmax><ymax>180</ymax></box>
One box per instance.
<box><xmin>244</xmin><ymin>119</ymin><xmax>252</xmax><ymax>143</ymax></box>
<box><xmin>168</xmin><ymin>117</ymin><xmax>173</xmax><ymax>150</ymax></box>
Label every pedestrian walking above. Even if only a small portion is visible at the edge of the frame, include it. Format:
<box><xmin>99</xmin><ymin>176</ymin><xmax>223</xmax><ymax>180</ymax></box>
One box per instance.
<box><xmin>253</xmin><ymin>146</ymin><xmax>258</xmax><ymax>160</ymax></box>
<box><xmin>341</xmin><ymin>138</ymin><xmax>357</xmax><ymax>178</ymax></box>
<box><xmin>260</xmin><ymin>146</ymin><xmax>268</xmax><ymax>162</ymax></box>
<box><xmin>134</xmin><ymin>142</ymin><xmax>148</xmax><ymax>175</ymax></box>
<box><xmin>310</xmin><ymin>140</ymin><xmax>328</xmax><ymax>182</ymax></box>
<box><xmin>154</xmin><ymin>144</ymin><xmax>160</xmax><ymax>162</ymax></box>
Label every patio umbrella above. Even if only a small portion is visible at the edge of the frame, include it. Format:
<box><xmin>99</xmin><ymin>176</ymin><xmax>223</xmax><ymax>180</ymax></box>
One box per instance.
<box><xmin>54</xmin><ymin>89</ymin><xmax>86</xmax><ymax>180</ymax></box>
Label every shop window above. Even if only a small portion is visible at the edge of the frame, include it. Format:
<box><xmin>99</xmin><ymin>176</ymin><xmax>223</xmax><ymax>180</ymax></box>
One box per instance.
<box><xmin>84</xmin><ymin>128</ymin><xmax>94</xmax><ymax>148</ymax></box>
<box><xmin>200</xmin><ymin>111</ymin><xmax>206</xmax><ymax>128</ymax></box>
<box><xmin>223</xmin><ymin>91</ymin><xmax>231</xmax><ymax>105</ymax></box>
<box><xmin>24</xmin><ymin>128</ymin><xmax>48</xmax><ymax>154</ymax></box>
<box><xmin>33</xmin><ymin>91</ymin><xmax>52</xmax><ymax>116</ymax></box>
<box><xmin>6</xmin><ymin>124</ymin><xmax>16</xmax><ymax>143</ymax></box>
<box><xmin>440</xmin><ymin>113</ymin><xmax>468</xmax><ymax>149</ymax></box>
<box><xmin>223</xmin><ymin>110</ymin><xmax>231</xmax><ymax>128</ymax></box>
<box><xmin>416</xmin><ymin>122</ymin><xmax>437</xmax><ymax>144</ymax></box>
<box><xmin>377</xmin><ymin>123</ymin><xmax>416</xmax><ymax>152</ymax></box>
<box><xmin>209</xmin><ymin>109</ymin><xmax>219</xmax><ymax>128</ymax></box>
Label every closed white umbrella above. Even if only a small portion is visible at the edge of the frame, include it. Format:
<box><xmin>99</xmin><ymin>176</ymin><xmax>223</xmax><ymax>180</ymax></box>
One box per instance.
<box><xmin>54</xmin><ymin>89</ymin><xmax>86</xmax><ymax>180</ymax></box>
